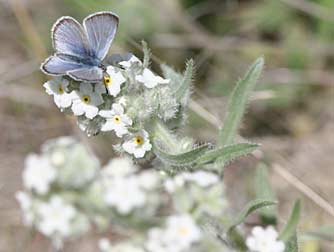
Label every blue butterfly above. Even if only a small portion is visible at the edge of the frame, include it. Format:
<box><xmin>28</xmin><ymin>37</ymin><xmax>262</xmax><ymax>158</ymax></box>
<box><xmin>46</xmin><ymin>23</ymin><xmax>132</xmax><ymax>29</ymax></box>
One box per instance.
<box><xmin>41</xmin><ymin>12</ymin><xmax>119</xmax><ymax>82</ymax></box>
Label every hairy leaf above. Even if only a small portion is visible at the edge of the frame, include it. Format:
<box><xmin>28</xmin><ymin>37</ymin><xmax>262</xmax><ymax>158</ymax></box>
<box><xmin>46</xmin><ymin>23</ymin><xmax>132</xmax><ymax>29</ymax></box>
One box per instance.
<box><xmin>227</xmin><ymin>199</ymin><xmax>277</xmax><ymax>234</ymax></box>
<box><xmin>219</xmin><ymin>57</ymin><xmax>264</xmax><ymax>146</ymax></box>
<box><xmin>197</xmin><ymin>143</ymin><xmax>258</xmax><ymax>166</ymax></box>
<box><xmin>255</xmin><ymin>163</ymin><xmax>277</xmax><ymax>223</ymax></box>
<box><xmin>152</xmin><ymin>140</ymin><xmax>211</xmax><ymax>167</ymax></box>
<box><xmin>161</xmin><ymin>59</ymin><xmax>193</xmax><ymax>105</ymax></box>
<box><xmin>142</xmin><ymin>40</ymin><xmax>151</xmax><ymax>68</ymax></box>
<box><xmin>279</xmin><ymin>199</ymin><xmax>301</xmax><ymax>242</ymax></box>
<box><xmin>284</xmin><ymin>233</ymin><xmax>299</xmax><ymax>252</ymax></box>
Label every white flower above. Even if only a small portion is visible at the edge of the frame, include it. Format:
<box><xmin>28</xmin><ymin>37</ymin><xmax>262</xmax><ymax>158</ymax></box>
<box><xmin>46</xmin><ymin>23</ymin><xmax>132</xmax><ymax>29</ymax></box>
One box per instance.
<box><xmin>164</xmin><ymin>175</ymin><xmax>185</xmax><ymax>193</ymax></box>
<box><xmin>99</xmin><ymin>239</ymin><xmax>145</xmax><ymax>252</ymax></box>
<box><xmin>43</xmin><ymin>78</ymin><xmax>73</xmax><ymax>109</ymax></box>
<box><xmin>146</xmin><ymin>214</ymin><xmax>201</xmax><ymax>252</ymax></box>
<box><xmin>182</xmin><ymin>171</ymin><xmax>219</xmax><ymax>187</ymax></box>
<box><xmin>119</xmin><ymin>55</ymin><xmax>142</xmax><ymax>68</ymax></box>
<box><xmin>37</xmin><ymin>196</ymin><xmax>76</xmax><ymax>237</ymax></box>
<box><xmin>146</xmin><ymin>228</ymin><xmax>173</xmax><ymax>252</ymax></box>
<box><xmin>164</xmin><ymin>214</ymin><xmax>201</xmax><ymax>249</ymax></box>
<box><xmin>102</xmin><ymin>157</ymin><xmax>137</xmax><ymax>177</ymax></box>
<box><xmin>99</xmin><ymin>103</ymin><xmax>132</xmax><ymax>137</ymax></box>
<box><xmin>71</xmin><ymin>82</ymin><xmax>105</xmax><ymax>119</ymax></box>
<box><xmin>136</xmin><ymin>68</ymin><xmax>170</xmax><ymax>88</ymax></box>
<box><xmin>122</xmin><ymin>130</ymin><xmax>152</xmax><ymax>158</ymax></box>
<box><xmin>15</xmin><ymin>191</ymin><xmax>34</xmax><ymax>226</ymax></box>
<box><xmin>23</xmin><ymin>154</ymin><xmax>56</xmax><ymax>195</ymax></box>
<box><xmin>138</xmin><ymin>170</ymin><xmax>160</xmax><ymax>190</ymax></box>
<box><xmin>104</xmin><ymin>176</ymin><xmax>146</xmax><ymax>214</ymax></box>
<box><xmin>104</xmin><ymin>66</ymin><xmax>126</xmax><ymax>97</ymax></box>
<box><xmin>99</xmin><ymin>238</ymin><xmax>112</xmax><ymax>252</ymax></box>
<box><xmin>246</xmin><ymin>226</ymin><xmax>285</xmax><ymax>252</ymax></box>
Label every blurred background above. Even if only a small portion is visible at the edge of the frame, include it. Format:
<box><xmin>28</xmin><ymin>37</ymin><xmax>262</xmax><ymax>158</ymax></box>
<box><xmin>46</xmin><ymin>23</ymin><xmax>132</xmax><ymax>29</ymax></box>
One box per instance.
<box><xmin>0</xmin><ymin>0</ymin><xmax>333</xmax><ymax>251</ymax></box>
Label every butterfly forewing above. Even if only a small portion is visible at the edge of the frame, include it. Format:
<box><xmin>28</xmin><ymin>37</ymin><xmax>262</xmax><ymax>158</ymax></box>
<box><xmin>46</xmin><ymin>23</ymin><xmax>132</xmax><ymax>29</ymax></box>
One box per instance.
<box><xmin>83</xmin><ymin>12</ymin><xmax>119</xmax><ymax>61</ymax></box>
<box><xmin>52</xmin><ymin>16</ymin><xmax>93</xmax><ymax>59</ymax></box>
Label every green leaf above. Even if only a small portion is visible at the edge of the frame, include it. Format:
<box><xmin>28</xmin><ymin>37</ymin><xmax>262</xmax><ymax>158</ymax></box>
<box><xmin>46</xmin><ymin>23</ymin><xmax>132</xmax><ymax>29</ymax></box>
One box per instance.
<box><xmin>152</xmin><ymin>140</ymin><xmax>211</xmax><ymax>167</ymax></box>
<box><xmin>175</xmin><ymin>59</ymin><xmax>193</xmax><ymax>104</ymax></box>
<box><xmin>255</xmin><ymin>163</ymin><xmax>277</xmax><ymax>224</ymax></box>
<box><xmin>284</xmin><ymin>233</ymin><xmax>299</xmax><ymax>252</ymax></box>
<box><xmin>279</xmin><ymin>199</ymin><xmax>301</xmax><ymax>242</ymax></box>
<box><xmin>197</xmin><ymin>143</ymin><xmax>258</xmax><ymax>166</ymax></box>
<box><xmin>142</xmin><ymin>40</ymin><xmax>151</xmax><ymax>68</ymax></box>
<box><xmin>219</xmin><ymin>57</ymin><xmax>264</xmax><ymax>146</ymax></box>
<box><xmin>161</xmin><ymin>59</ymin><xmax>193</xmax><ymax>105</ymax></box>
<box><xmin>227</xmin><ymin>199</ymin><xmax>277</xmax><ymax>234</ymax></box>
<box><xmin>303</xmin><ymin>226</ymin><xmax>334</xmax><ymax>242</ymax></box>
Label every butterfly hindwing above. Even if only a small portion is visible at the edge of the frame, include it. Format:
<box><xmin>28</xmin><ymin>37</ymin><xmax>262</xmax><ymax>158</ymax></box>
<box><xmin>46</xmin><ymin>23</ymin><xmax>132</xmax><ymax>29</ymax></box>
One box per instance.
<box><xmin>41</xmin><ymin>55</ymin><xmax>86</xmax><ymax>75</ymax></box>
<box><xmin>67</xmin><ymin>66</ymin><xmax>103</xmax><ymax>82</ymax></box>
<box><xmin>83</xmin><ymin>12</ymin><xmax>119</xmax><ymax>61</ymax></box>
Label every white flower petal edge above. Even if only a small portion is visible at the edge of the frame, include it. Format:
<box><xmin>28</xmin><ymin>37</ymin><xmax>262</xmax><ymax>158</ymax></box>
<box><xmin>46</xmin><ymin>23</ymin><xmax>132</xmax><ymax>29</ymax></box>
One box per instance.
<box><xmin>103</xmin><ymin>176</ymin><xmax>146</xmax><ymax>215</ymax></box>
<box><xmin>105</xmin><ymin>66</ymin><xmax>126</xmax><ymax>97</ymax></box>
<box><xmin>102</xmin><ymin>156</ymin><xmax>137</xmax><ymax>177</ymax></box>
<box><xmin>122</xmin><ymin>130</ymin><xmax>152</xmax><ymax>158</ymax></box>
<box><xmin>15</xmin><ymin>191</ymin><xmax>34</xmax><ymax>226</ymax></box>
<box><xmin>37</xmin><ymin>196</ymin><xmax>76</xmax><ymax>237</ymax></box>
<box><xmin>71</xmin><ymin>82</ymin><xmax>105</xmax><ymax>119</ymax></box>
<box><xmin>99</xmin><ymin>103</ymin><xmax>132</xmax><ymax>137</ymax></box>
<box><xmin>43</xmin><ymin>78</ymin><xmax>74</xmax><ymax>109</ymax></box>
<box><xmin>246</xmin><ymin>226</ymin><xmax>285</xmax><ymax>252</ymax></box>
<box><xmin>23</xmin><ymin>154</ymin><xmax>56</xmax><ymax>195</ymax></box>
<box><xmin>136</xmin><ymin>68</ymin><xmax>170</xmax><ymax>89</ymax></box>
<box><xmin>146</xmin><ymin>214</ymin><xmax>201</xmax><ymax>252</ymax></box>
<box><xmin>119</xmin><ymin>55</ymin><xmax>142</xmax><ymax>68</ymax></box>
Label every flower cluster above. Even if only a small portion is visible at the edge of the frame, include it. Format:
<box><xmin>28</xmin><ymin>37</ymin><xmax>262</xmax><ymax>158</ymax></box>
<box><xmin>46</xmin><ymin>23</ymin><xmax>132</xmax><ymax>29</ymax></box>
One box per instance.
<box><xmin>17</xmin><ymin>137</ymin><xmax>228</xmax><ymax>251</ymax></box>
<box><xmin>16</xmin><ymin>137</ymin><xmax>98</xmax><ymax>245</ymax></box>
<box><xmin>43</xmin><ymin>53</ymin><xmax>180</xmax><ymax>160</ymax></box>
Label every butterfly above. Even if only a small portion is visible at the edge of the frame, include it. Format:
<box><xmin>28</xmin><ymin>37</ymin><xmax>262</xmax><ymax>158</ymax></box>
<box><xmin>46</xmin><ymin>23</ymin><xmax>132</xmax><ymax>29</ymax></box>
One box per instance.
<box><xmin>41</xmin><ymin>12</ymin><xmax>119</xmax><ymax>82</ymax></box>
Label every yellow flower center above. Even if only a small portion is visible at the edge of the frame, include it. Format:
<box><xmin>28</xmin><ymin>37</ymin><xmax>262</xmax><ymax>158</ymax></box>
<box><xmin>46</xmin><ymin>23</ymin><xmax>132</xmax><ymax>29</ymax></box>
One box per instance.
<box><xmin>58</xmin><ymin>85</ymin><xmax>64</xmax><ymax>94</ymax></box>
<box><xmin>104</xmin><ymin>76</ymin><xmax>112</xmax><ymax>86</ymax></box>
<box><xmin>134</xmin><ymin>136</ymin><xmax>144</xmax><ymax>145</ymax></box>
<box><xmin>179</xmin><ymin>227</ymin><xmax>190</xmax><ymax>236</ymax></box>
<box><xmin>82</xmin><ymin>95</ymin><xmax>91</xmax><ymax>104</ymax></box>
<box><xmin>113</xmin><ymin>115</ymin><xmax>121</xmax><ymax>124</ymax></box>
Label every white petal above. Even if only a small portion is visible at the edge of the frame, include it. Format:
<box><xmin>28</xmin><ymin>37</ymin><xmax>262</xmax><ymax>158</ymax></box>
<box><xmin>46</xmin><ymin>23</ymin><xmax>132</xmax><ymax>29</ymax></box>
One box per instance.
<box><xmin>85</xmin><ymin>105</ymin><xmax>99</xmax><ymax>119</ymax></box>
<box><xmin>112</xmin><ymin>103</ymin><xmax>124</xmax><ymax>114</ymax></box>
<box><xmin>107</xmin><ymin>82</ymin><xmax>121</xmax><ymax>97</ymax></box>
<box><xmin>101</xmin><ymin>120</ymin><xmax>115</xmax><ymax>132</ymax></box>
<box><xmin>71</xmin><ymin>102</ymin><xmax>85</xmax><ymax>116</ymax></box>
<box><xmin>80</xmin><ymin>82</ymin><xmax>93</xmax><ymax>93</ymax></box>
<box><xmin>99</xmin><ymin>110</ymin><xmax>114</xmax><ymax>118</ymax></box>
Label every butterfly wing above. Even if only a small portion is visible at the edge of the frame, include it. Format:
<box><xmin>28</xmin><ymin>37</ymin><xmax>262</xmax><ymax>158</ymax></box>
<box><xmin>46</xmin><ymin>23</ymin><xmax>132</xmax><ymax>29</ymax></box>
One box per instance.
<box><xmin>67</xmin><ymin>67</ymin><xmax>103</xmax><ymax>82</ymax></box>
<box><xmin>41</xmin><ymin>55</ymin><xmax>86</xmax><ymax>75</ymax></box>
<box><xmin>83</xmin><ymin>12</ymin><xmax>119</xmax><ymax>61</ymax></box>
<box><xmin>52</xmin><ymin>16</ymin><xmax>93</xmax><ymax>59</ymax></box>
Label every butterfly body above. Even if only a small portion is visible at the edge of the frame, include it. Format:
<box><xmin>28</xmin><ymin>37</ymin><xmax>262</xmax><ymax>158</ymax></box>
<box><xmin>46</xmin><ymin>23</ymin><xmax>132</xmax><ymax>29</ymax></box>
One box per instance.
<box><xmin>41</xmin><ymin>12</ymin><xmax>119</xmax><ymax>82</ymax></box>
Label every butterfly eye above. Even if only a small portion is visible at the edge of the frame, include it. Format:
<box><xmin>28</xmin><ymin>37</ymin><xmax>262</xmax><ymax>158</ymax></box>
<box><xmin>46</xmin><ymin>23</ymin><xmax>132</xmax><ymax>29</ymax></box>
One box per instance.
<box><xmin>104</xmin><ymin>76</ymin><xmax>112</xmax><ymax>86</ymax></box>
